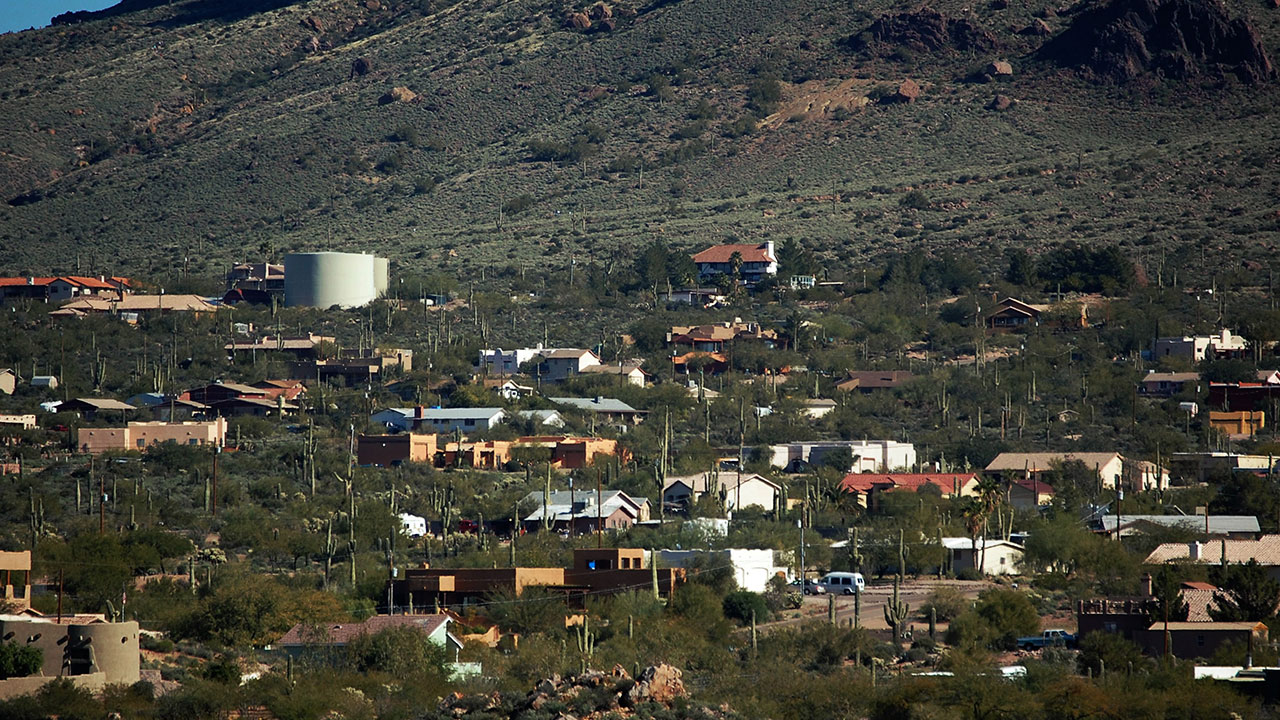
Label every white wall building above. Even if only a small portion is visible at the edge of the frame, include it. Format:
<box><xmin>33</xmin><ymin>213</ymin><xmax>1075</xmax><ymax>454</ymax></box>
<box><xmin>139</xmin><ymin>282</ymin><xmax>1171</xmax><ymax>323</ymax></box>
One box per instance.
<box><xmin>478</xmin><ymin>346</ymin><xmax>550</xmax><ymax>375</ymax></box>
<box><xmin>769</xmin><ymin>440</ymin><xmax>917</xmax><ymax>473</ymax></box>
<box><xmin>655</xmin><ymin>549</ymin><xmax>788</xmax><ymax>592</ymax></box>
<box><xmin>399</xmin><ymin>513</ymin><xmax>428</xmax><ymax>538</ymax></box>
<box><xmin>663</xmin><ymin>472</ymin><xmax>781</xmax><ymax>513</ymax></box>
<box><xmin>372</xmin><ymin>407</ymin><xmax>505</xmax><ymax>433</ymax></box>
<box><xmin>942</xmin><ymin>538</ymin><xmax>1025</xmax><ymax>576</ymax></box>
<box><xmin>1153</xmin><ymin>329</ymin><xmax>1248</xmax><ymax>362</ymax></box>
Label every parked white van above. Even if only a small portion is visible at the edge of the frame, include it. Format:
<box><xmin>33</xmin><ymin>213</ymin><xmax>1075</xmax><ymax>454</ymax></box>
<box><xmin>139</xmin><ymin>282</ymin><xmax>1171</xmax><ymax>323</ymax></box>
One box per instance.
<box><xmin>818</xmin><ymin>572</ymin><xmax>865</xmax><ymax>594</ymax></box>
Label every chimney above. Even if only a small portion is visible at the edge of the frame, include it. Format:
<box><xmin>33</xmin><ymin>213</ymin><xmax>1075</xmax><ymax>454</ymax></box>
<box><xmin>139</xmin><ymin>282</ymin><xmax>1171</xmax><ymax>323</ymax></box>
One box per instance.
<box><xmin>26</xmin><ymin>277</ymin><xmax>33</xmax><ymax>286</ymax></box>
<box><xmin>415</xmin><ymin>405</ymin><xmax>425</xmax><ymax>419</ymax></box>
<box><xmin>764</xmin><ymin>240</ymin><xmax>775</xmax><ymax>261</ymax></box>
<box><xmin>1189</xmin><ymin>541</ymin><xmax>1202</xmax><ymax>560</ymax></box>
<box><xmin>595</xmin><ymin>396</ymin><xmax>604</xmax><ymax>404</ymax></box>
<box><xmin>1140</xmin><ymin>573</ymin><xmax>1153</xmax><ymax>597</ymax></box>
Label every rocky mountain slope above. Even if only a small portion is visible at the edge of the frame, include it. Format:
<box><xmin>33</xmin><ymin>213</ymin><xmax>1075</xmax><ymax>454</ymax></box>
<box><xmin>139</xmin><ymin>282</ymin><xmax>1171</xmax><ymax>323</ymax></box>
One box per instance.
<box><xmin>0</xmin><ymin>0</ymin><xmax>1277</xmax><ymax>282</ymax></box>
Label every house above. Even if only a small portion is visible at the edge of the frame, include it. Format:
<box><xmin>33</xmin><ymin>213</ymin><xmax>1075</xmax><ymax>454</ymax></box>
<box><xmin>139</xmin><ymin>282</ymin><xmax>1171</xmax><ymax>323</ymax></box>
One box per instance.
<box><xmin>76</xmin><ymin>419</ymin><xmax>228</xmax><ymax>455</ymax></box>
<box><xmin>1007</xmin><ymin>479</ymin><xmax>1056</xmax><ymax>510</ymax></box>
<box><xmin>302</xmin><ymin>348</ymin><xmax>413</xmax><ymax>386</ymax></box>
<box><xmin>985</xmin><ymin>298</ymin><xmax>1049</xmax><ymax>332</ymax></box>
<box><xmin>52</xmin><ymin>294</ymin><xmax>217</xmax><ymax>319</ymax></box>
<box><xmin>389</xmin><ymin>548</ymin><xmax>685</xmax><ymax>611</ymax></box>
<box><xmin>182</xmin><ymin>382</ymin><xmax>268</xmax><ymax>405</ymax></box>
<box><xmin>769</xmin><ymin>440</ymin><xmax>917</xmax><ymax>473</ymax></box>
<box><xmin>941</xmin><ymin>538</ymin><xmax>1025</xmax><ymax>575</ymax></box>
<box><xmin>207</xmin><ymin>396</ymin><xmax>297</xmax><ymax>418</ymax></box>
<box><xmin>57</xmin><ymin>398</ymin><xmax>137</xmax><ymax>421</ymax></box>
<box><xmin>691</xmin><ymin>242</ymin><xmax>778</xmax><ymax>285</ymax></box>
<box><xmin>802</xmin><ymin>398</ymin><xmax>837</xmax><ymax>419</ymax></box>
<box><xmin>0</xmin><ymin>613</ymin><xmax>140</xmax><ymax>699</ymax></box>
<box><xmin>30</xmin><ymin>375</ymin><xmax>58</xmax><ymax>390</ymax></box>
<box><xmin>226</xmin><ymin>261</ymin><xmax>285</xmax><ymax>294</ymax></box>
<box><xmin>372</xmin><ymin>407</ymin><xmax>506</xmax><ymax>433</ymax></box>
<box><xmin>1098</xmin><ymin>514</ymin><xmax>1260</xmax><ymax>539</ymax></box>
<box><xmin>657</xmin><ymin>549</ymin><xmax>788</xmax><ymax>593</ymax></box>
<box><xmin>0</xmin><ymin>414</ymin><xmax>37</xmax><ymax>430</ymax></box>
<box><xmin>671</xmin><ymin>351</ymin><xmax>729</xmax><ymax>375</ymax></box>
<box><xmin>662</xmin><ymin>471</ymin><xmax>781</xmax><ymax>513</ymax></box>
<box><xmin>441</xmin><ymin>436</ymin><xmax>629</xmax><ymax>471</ymax></box>
<box><xmin>1138</xmin><ymin>371</ymin><xmax>1200</xmax><ymax>397</ymax></box>
<box><xmin>0</xmin><ymin>368</ymin><xmax>15</xmax><ymax>395</ymax></box>
<box><xmin>521</xmin><ymin>489</ymin><xmax>650</xmax><ymax>533</ymax></box>
<box><xmin>1153</xmin><ymin>329</ymin><xmax>1248</xmax><ymax>362</ymax></box>
<box><xmin>667</xmin><ymin>322</ymin><xmax>777</xmax><ymax>353</ymax></box>
<box><xmin>549</xmin><ymin>397</ymin><xmax>646</xmax><ymax>428</ymax></box>
<box><xmin>659</xmin><ymin>288</ymin><xmax>726</xmax><ymax>307</ymax></box>
<box><xmin>533</xmin><ymin>349</ymin><xmax>601</xmax><ymax>383</ymax></box>
<box><xmin>984</xmin><ymin>452</ymin><xmax>1169</xmax><ymax>492</ymax></box>
<box><xmin>1145</xmin><ymin>536</ymin><xmax>1280</xmax><ymax>582</ymax></box>
<box><xmin>253</xmin><ymin>379</ymin><xmax>308</xmax><ymax>402</ymax></box>
<box><xmin>1209</xmin><ymin>410</ymin><xmax>1265</xmax><ymax>438</ymax></box>
<box><xmin>125</xmin><ymin>393</ymin><xmax>210</xmax><ymax>421</ymax></box>
<box><xmin>477</xmin><ymin>346</ymin><xmax>551</xmax><ymax>376</ymax></box>
<box><xmin>1168</xmin><ymin>452</ymin><xmax>1279</xmax><ymax>482</ymax></box>
<box><xmin>359</xmin><ymin>434</ymin><xmax>439</xmax><ymax>467</ymax></box>
<box><xmin>225</xmin><ymin>334</ymin><xmax>335</xmax><ymax>360</ymax></box>
<box><xmin>835</xmin><ymin>370</ymin><xmax>915</xmax><ymax>393</ymax></box>
<box><xmin>579</xmin><ymin>363</ymin><xmax>648</xmax><ymax>387</ymax></box>
<box><xmin>515</xmin><ymin>409</ymin><xmax>567</xmax><ymax>429</ymax></box>
<box><xmin>839</xmin><ymin>473</ymin><xmax>979</xmax><ymax>509</ymax></box>
<box><xmin>270</xmin><ymin>614</ymin><xmax>463</xmax><ymax>664</ymax></box>
<box><xmin>484</xmin><ymin>378</ymin><xmax>534</xmax><ymax>400</ymax></box>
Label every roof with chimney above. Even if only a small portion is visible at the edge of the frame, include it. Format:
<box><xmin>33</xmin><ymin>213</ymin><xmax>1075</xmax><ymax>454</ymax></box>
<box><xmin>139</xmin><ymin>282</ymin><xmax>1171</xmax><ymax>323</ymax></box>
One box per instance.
<box><xmin>691</xmin><ymin>243</ymin><xmax>775</xmax><ymax>265</ymax></box>
<box><xmin>550</xmin><ymin>397</ymin><xmax>642</xmax><ymax>414</ymax></box>
<box><xmin>1100</xmin><ymin>515</ymin><xmax>1259</xmax><ymax>535</ymax></box>
<box><xmin>1145</xmin><ymin>535</ymin><xmax>1280</xmax><ymax>566</ymax></box>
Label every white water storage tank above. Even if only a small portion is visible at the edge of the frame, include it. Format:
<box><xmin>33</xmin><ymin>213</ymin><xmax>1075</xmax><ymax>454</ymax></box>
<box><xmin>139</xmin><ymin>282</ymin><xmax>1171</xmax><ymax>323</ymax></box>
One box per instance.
<box><xmin>284</xmin><ymin>252</ymin><xmax>386</xmax><ymax>308</ymax></box>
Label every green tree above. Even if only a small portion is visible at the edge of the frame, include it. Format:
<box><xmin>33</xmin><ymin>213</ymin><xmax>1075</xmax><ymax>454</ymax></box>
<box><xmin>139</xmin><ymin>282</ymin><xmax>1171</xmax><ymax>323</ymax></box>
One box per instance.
<box><xmin>1146</xmin><ymin>565</ymin><xmax>1190</xmax><ymax>625</ymax></box>
<box><xmin>722</xmin><ymin>590</ymin><xmax>770</xmax><ymax>625</ymax></box>
<box><xmin>0</xmin><ymin>642</ymin><xmax>42</xmax><ymax>679</ymax></box>
<box><xmin>345</xmin><ymin>626</ymin><xmax>449</xmax><ymax>675</ymax></box>
<box><xmin>1209</xmin><ymin>559</ymin><xmax>1280</xmax><ymax>621</ymax></box>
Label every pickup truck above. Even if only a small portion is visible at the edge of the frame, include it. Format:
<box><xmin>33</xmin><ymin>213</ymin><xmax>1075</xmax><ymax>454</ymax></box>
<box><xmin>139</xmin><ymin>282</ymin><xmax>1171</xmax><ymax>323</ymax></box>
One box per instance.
<box><xmin>1016</xmin><ymin>630</ymin><xmax>1076</xmax><ymax>650</ymax></box>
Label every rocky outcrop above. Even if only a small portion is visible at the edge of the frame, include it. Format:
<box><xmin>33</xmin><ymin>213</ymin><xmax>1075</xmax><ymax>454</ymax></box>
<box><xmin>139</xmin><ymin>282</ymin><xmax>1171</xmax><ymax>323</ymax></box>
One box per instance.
<box><xmin>379</xmin><ymin>86</ymin><xmax>417</xmax><ymax>104</ymax></box>
<box><xmin>1038</xmin><ymin>0</ymin><xmax>1274</xmax><ymax>83</ymax></box>
<box><xmin>432</xmin><ymin>664</ymin><xmax>711</xmax><ymax>720</ymax></box>
<box><xmin>888</xmin><ymin>78</ymin><xmax>922</xmax><ymax>102</ymax></box>
<box><xmin>989</xmin><ymin>93</ymin><xmax>1015</xmax><ymax>110</ymax></box>
<box><xmin>846</xmin><ymin>8</ymin><xmax>998</xmax><ymax>54</ymax></box>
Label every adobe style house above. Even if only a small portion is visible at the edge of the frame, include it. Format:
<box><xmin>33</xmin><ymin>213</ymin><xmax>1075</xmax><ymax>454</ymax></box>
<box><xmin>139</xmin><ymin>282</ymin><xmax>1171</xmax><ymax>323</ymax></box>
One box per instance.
<box><xmin>663</xmin><ymin>471</ymin><xmax>781</xmax><ymax>513</ymax></box>
<box><xmin>358</xmin><ymin>433</ymin><xmax>440</xmax><ymax>467</ymax></box>
<box><xmin>839</xmin><ymin>473</ymin><xmax>979</xmax><ymax>510</ymax></box>
<box><xmin>225</xmin><ymin>333</ymin><xmax>335</xmax><ymax>360</ymax></box>
<box><xmin>299</xmin><ymin>348</ymin><xmax>413</xmax><ymax>386</ymax></box>
<box><xmin>1153</xmin><ymin>329</ymin><xmax>1248</xmax><ymax>362</ymax></box>
<box><xmin>389</xmin><ymin>548</ymin><xmax>685</xmax><ymax>611</ymax></box>
<box><xmin>691</xmin><ymin>242</ymin><xmax>778</xmax><ymax>286</ymax></box>
<box><xmin>76</xmin><ymin>419</ymin><xmax>227</xmax><ymax>454</ymax></box>
<box><xmin>1209</xmin><ymin>410</ymin><xmax>1265</xmax><ymax>438</ymax></box>
<box><xmin>0</xmin><ymin>614</ymin><xmax>141</xmax><ymax>699</ymax></box>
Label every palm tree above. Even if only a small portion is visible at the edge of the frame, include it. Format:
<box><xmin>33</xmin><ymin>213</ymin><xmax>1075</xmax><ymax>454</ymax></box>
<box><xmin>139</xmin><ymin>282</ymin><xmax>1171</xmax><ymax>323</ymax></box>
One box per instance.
<box><xmin>974</xmin><ymin>475</ymin><xmax>1003</xmax><ymax>572</ymax></box>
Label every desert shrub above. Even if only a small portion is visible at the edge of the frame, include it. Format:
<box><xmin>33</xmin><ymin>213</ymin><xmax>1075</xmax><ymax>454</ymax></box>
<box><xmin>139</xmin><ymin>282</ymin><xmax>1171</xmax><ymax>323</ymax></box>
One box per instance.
<box><xmin>921</xmin><ymin>586</ymin><xmax>967</xmax><ymax>622</ymax></box>
<box><xmin>722</xmin><ymin>590</ymin><xmax>770</xmax><ymax>625</ymax></box>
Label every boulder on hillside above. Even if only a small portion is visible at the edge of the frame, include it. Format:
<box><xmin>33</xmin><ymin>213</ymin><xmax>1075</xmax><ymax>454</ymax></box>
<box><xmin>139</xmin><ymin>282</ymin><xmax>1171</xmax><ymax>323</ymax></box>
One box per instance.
<box><xmin>379</xmin><ymin>86</ymin><xmax>417</xmax><ymax>104</ymax></box>
<box><xmin>987</xmin><ymin>60</ymin><xmax>1014</xmax><ymax>75</ymax></box>
<box><xmin>565</xmin><ymin>11</ymin><xmax>591</xmax><ymax>28</ymax></box>
<box><xmin>1038</xmin><ymin>0</ymin><xmax>1274</xmax><ymax>83</ymax></box>
<box><xmin>301</xmin><ymin>16</ymin><xmax>323</xmax><ymax>33</ymax></box>
<box><xmin>845</xmin><ymin>8</ymin><xmax>998</xmax><ymax>54</ymax></box>
<box><xmin>989</xmin><ymin>93</ymin><xmax>1014</xmax><ymax>110</ymax></box>
<box><xmin>887</xmin><ymin>78</ymin><xmax>922</xmax><ymax>102</ymax></box>
<box><xmin>350</xmin><ymin>57</ymin><xmax>372</xmax><ymax>79</ymax></box>
<box><xmin>1019</xmin><ymin>18</ymin><xmax>1051</xmax><ymax>35</ymax></box>
<box><xmin>589</xmin><ymin>2</ymin><xmax>613</xmax><ymax>20</ymax></box>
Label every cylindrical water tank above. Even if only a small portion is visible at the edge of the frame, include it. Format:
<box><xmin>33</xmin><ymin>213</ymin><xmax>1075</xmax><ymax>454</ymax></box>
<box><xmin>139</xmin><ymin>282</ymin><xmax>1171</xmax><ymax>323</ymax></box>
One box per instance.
<box><xmin>285</xmin><ymin>252</ymin><xmax>378</xmax><ymax>308</ymax></box>
<box><xmin>373</xmin><ymin>256</ymin><xmax>390</xmax><ymax>298</ymax></box>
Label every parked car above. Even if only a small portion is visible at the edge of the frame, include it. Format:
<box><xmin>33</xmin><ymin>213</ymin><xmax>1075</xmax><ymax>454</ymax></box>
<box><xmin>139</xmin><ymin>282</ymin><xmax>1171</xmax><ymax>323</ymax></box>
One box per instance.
<box><xmin>817</xmin><ymin>572</ymin><xmax>865</xmax><ymax>595</ymax></box>
<box><xmin>790</xmin><ymin>579</ymin><xmax>826</xmax><ymax>595</ymax></box>
<box><xmin>1016</xmin><ymin>629</ymin><xmax>1076</xmax><ymax>650</ymax></box>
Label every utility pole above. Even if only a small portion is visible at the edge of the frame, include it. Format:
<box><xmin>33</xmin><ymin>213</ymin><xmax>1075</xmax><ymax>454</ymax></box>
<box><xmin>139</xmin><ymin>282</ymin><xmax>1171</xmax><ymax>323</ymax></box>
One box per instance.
<box><xmin>211</xmin><ymin>447</ymin><xmax>220</xmax><ymax>517</ymax></box>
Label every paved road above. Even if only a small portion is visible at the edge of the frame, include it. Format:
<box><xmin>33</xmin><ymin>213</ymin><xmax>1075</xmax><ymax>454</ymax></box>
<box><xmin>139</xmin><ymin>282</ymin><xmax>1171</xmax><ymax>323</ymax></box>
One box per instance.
<box><xmin>759</xmin><ymin>578</ymin><xmax>993</xmax><ymax>634</ymax></box>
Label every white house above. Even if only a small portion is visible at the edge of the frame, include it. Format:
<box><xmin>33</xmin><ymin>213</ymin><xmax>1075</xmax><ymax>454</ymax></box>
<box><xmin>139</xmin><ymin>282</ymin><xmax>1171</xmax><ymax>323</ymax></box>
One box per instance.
<box><xmin>984</xmin><ymin>452</ymin><xmax>1169</xmax><ymax>492</ymax></box>
<box><xmin>399</xmin><ymin>513</ymin><xmax>428</xmax><ymax>538</ymax></box>
<box><xmin>663</xmin><ymin>471</ymin><xmax>781</xmax><ymax>513</ymax></box>
<box><xmin>1153</xmin><ymin>329</ymin><xmax>1248</xmax><ymax>362</ymax></box>
<box><xmin>579</xmin><ymin>363</ymin><xmax>648</xmax><ymax>387</ymax></box>
<box><xmin>515</xmin><ymin>409</ymin><xmax>567</xmax><ymax>428</ymax></box>
<box><xmin>769</xmin><ymin>440</ymin><xmax>917</xmax><ymax>473</ymax></box>
<box><xmin>477</xmin><ymin>346</ymin><xmax>548</xmax><ymax>375</ymax></box>
<box><xmin>371</xmin><ymin>407</ymin><xmax>505</xmax><ymax>433</ymax></box>
<box><xmin>656</xmin><ymin>549</ymin><xmax>788</xmax><ymax>593</ymax></box>
<box><xmin>802</xmin><ymin>398</ymin><xmax>837</xmax><ymax>419</ymax></box>
<box><xmin>534</xmin><ymin>349</ymin><xmax>601</xmax><ymax>383</ymax></box>
<box><xmin>494</xmin><ymin>380</ymin><xmax>534</xmax><ymax>400</ymax></box>
<box><xmin>942</xmin><ymin>538</ymin><xmax>1025</xmax><ymax>576</ymax></box>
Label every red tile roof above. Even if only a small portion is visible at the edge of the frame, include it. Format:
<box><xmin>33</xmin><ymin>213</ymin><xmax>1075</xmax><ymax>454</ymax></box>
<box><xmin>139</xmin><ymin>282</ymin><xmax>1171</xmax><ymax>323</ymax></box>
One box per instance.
<box><xmin>691</xmin><ymin>243</ymin><xmax>774</xmax><ymax>264</ymax></box>
<box><xmin>0</xmin><ymin>277</ymin><xmax>54</xmax><ymax>287</ymax></box>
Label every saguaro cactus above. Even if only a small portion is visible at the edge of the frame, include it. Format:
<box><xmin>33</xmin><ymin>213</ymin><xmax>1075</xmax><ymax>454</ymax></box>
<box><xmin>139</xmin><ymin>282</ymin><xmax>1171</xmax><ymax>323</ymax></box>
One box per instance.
<box><xmin>883</xmin><ymin>576</ymin><xmax>910</xmax><ymax>648</ymax></box>
<box><xmin>574</xmin><ymin>616</ymin><xmax>595</xmax><ymax>672</ymax></box>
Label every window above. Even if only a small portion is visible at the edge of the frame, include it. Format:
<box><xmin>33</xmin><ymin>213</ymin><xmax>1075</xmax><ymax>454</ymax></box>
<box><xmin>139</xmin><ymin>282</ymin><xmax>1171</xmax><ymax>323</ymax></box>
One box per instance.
<box><xmin>136</xmin><ymin>439</ymin><xmax>145</xmax><ymax>448</ymax></box>
<box><xmin>189</xmin><ymin>439</ymin><xmax>198</xmax><ymax>446</ymax></box>
<box><xmin>464</xmin><ymin>419</ymin><xmax>476</xmax><ymax>427</ymax></box>
<box><xmin>1197</xmin><ymin>635</ymin><xmax>1205</xmax><ymax>646</ymax></box>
